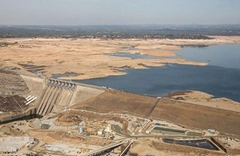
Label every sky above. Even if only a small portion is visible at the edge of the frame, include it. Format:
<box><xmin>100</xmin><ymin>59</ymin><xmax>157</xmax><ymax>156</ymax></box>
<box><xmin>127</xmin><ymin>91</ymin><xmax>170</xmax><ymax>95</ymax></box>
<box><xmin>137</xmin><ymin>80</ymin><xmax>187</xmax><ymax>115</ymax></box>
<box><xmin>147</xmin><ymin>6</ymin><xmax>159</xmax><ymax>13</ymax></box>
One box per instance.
<box><xmin>0</xmin><ymin>0</ymin><xmax>240</xmax><ymax>25</ymax></box>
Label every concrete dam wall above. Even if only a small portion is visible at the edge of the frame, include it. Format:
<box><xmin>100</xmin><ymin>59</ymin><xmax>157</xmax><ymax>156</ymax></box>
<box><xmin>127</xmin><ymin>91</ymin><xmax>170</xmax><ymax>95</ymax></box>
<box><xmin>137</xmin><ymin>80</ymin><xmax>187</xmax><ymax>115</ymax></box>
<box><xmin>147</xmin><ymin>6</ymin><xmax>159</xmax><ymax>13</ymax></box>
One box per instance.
<box><xmin>0</xmin><ymin>74</ymin><xmax>104</xmax><ymax>123</ymax></box>
<box><xmin>36</xmin><ymin>78</ymin><xmax>104</xmax><ymax>116</ymax></box>
<box><xmin>36</xmin><ymin>79</ymin><xmax>76</xmax><ymax>116</ymax></box>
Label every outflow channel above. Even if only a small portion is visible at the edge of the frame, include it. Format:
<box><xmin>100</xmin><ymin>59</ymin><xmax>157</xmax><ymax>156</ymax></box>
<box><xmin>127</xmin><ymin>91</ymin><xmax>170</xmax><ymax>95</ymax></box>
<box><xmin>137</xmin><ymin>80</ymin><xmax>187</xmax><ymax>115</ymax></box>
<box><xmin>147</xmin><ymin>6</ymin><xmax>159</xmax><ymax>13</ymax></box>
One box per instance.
<box><xmin>162</xmin><ymin>138</ymin><xmax>219</xmax><ymax>151</ymax></box>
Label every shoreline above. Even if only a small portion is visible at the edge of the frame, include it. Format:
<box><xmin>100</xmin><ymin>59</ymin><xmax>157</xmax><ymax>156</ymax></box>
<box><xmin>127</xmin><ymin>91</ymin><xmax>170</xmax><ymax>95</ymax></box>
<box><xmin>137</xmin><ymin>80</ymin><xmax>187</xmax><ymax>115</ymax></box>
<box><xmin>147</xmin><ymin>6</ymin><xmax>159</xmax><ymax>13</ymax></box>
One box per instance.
<box><xmin>167</xmin><ymin>90</ymin><xmax>240</xmax><ymax>112</ymax></box>
<box><xmin>1</xmin><ymin>36</ymin><xmax>240</xmax><ymax>80</ymax></box>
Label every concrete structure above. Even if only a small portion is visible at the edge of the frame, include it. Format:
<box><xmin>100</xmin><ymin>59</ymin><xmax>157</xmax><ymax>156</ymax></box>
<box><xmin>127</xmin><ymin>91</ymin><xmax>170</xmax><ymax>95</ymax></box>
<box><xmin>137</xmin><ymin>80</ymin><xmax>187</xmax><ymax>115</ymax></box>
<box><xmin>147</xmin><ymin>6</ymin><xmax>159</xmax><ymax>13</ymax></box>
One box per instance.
<box><xmin>78</xmin><ymin>125</ymin><xmax>84</xmax><ymax>134</ymax></box>
<box><xmin>208</xmin><ymin>129</ymin><xmax>216</xmax><ymax>134</ymax></box>
<box><xmin>97</xmin><ymin>129</ymin><xmax>104</xmax><ymax>136</ymax></box>
<box><xmin>32</xmin><ymin>118</ymin><xmax>42</xmax><ymax>128</ymax></box>
<box><xmin>36</xmin><ymin>78</ymin><xmax>77</xmax><ymax>116</ymax></box>
<box><xmin>25</xmin><ymin>95</ymin><xmax>37</xmax><ymax>105</ymax></box>
<box><xmin>119</xmin><ymin>140</ymin><xmax>133</xmax><ymax>156</ymax></box>
<box><xmin>97</xmin><ymin>125</ymin><xmax>115</xmax><ymax>139</ymax></box>
<box><xmin>0</xmin><ymin>136</ymin><xmax>34</xmax><ymax>153</ymax></box>
<box><xmin>79</xmin><ymin>141</ymin><xmax>123</xmax><ymax>156</ymax></box>
<box><xmin>0</xmin><ymin>75</ymin><xmax>104</xmax><ymax>122</ymax></box>
<box><xmin>105</xmin><ymin>124</ymin><xmax>112</xmax><ymax>133</ymax></box>
<box><xmin>34</xmin><ymin>77</ymin><xmax>105</xmax><ymax>116</ymax></box>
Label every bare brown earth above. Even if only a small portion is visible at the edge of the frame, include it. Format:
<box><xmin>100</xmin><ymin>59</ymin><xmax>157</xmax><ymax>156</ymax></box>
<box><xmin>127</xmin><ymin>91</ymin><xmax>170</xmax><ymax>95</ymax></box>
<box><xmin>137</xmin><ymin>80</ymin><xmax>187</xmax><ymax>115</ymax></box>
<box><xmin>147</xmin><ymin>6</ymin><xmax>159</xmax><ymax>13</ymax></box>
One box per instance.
<box><xmin>54</xmin><ymin>113</ymin><xmax>83</xmax><ymax>126</ymax></box>
<box><xmin>1</xmin><ymin>36</ymin><xmax>240</xmax><ymax>80</ymax></box>
<box><xmin>72</xmin><ymin>90</ymin><xmax>240</xmax><ymax>135</ymax></box>
<box><xmin>150</xmin><ymin>98</ymin><xmax>240</xmax><ymax>135</ymax></box>
<box><xmin>0</xmin><ymin>69</ymin><xmax>29</xmax><ymax>95</ymax></box>
<box><xmin>0</xmin><ymin>95</ymin><xmax>27</xmax><ymax>112</ymax></box>
<box><xmin>28</xmin><ymin>130</ymin><xmax>112</xmax><ymax>146</ymax></box>
<box><xmin>55</xmin><ymin>110</ymin><xmax>129</xmax><ymax>133</ymax></box>
<box><xmin>0</xmin><ymin>70</ymin><xmax>30</xmax><ymax>114</ymax></box>
<box><xmin>168</xmin><ymin>90</ymin><xmax>240</xmax><ymax>113</ymax></box>
<box><xmin>72</xmin><ymin>90</ymin><xmax>158</xmax><ymax>117</ymax></box>
<box><xmin>0</xmin><ymin>125</ymin><xmax>24</xmax><ymax>136</ymax></box>
<box><xmin>214</xmin><ymin>137</ymin><xmax>240</xmax><ymax>155</ymax></box>
<box><xmin>1</xmin><ymin>37</ymin><xmax>240</xmax><ymax>155</ymax></box>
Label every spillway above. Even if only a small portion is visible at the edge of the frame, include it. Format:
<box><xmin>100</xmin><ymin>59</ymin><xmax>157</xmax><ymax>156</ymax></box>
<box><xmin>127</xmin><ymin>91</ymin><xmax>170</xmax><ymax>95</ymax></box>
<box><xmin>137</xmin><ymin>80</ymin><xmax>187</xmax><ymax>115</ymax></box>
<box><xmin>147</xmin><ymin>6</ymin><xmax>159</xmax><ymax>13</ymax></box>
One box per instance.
<box><xmin>36</xmin><ymin>79</ymin><xmax>76</xmax><ymax>116</ymax></box>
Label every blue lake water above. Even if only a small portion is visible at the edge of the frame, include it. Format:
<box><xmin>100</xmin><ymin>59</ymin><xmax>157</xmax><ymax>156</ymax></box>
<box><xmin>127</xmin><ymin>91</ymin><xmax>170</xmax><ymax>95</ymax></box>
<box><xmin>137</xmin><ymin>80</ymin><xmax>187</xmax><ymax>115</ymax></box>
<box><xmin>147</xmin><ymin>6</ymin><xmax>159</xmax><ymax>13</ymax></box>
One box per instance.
<box><xmin>108</xmin><ymin>52</ymin><xmax>157</xmax><ymax>59</ymax></box>
<box><xmin>176</xmin><ymin>44</ymin><xmax>240</xmax><ymax>69</ymax></box>
<box><xmin>75</xmin><ymin>44</ymin><xmax>240</xmax><ymax>102</ymax></box>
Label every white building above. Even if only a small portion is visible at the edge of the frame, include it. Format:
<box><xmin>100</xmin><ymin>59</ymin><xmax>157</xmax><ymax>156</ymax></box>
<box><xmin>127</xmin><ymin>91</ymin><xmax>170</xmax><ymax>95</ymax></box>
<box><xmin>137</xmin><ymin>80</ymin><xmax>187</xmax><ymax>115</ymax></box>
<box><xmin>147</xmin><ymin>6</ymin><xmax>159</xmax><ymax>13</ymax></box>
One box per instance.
<box><xmin>0</xmin><ymin>136</ymin><xmax>34</xmax><ymax>153</ymax></box>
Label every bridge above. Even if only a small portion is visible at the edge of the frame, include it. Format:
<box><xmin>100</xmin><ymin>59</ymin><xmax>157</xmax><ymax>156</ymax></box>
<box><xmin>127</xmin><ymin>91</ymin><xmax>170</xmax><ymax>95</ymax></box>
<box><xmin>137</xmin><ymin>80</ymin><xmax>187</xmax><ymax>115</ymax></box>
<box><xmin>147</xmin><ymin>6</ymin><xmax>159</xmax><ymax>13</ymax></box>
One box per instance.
<box><xmin>79</xmin><ymin>141</ymin><xmax>124</xmax><ymax>156</ymax></box>
<box><xmin>119</xmin><ymin>139</ymin><xmax>133</xmax><ymax>156</ymax></box>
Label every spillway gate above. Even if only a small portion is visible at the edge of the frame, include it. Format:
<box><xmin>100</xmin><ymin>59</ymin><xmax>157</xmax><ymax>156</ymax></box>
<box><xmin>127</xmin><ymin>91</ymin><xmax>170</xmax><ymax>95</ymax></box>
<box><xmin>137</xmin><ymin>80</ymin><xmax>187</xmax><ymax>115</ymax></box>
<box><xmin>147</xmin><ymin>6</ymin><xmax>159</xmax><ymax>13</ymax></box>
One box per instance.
<box><xmin>36</xmin><ymin>78</ymin><xmax>76</xmax><ymax>116</ymax></box>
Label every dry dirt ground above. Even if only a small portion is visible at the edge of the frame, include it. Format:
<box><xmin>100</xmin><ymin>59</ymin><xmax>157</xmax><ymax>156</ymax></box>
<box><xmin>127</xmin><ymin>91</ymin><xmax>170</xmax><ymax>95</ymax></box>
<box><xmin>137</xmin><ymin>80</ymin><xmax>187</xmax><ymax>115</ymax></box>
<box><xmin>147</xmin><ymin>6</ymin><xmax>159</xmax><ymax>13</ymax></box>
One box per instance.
<box><xmin>168</xmin><ymin>90</ymin><xmax>240</xmax><ymax>112</ymax></box>
<box><xmin>72</xmin><ymin>90</ymin><xmax>157</xmax><ymax>117</ymax></box>
<box><xmin>150</xmin><ymin>98</ymin><xmax>240</xmax><ymax>135</ymax></box>
<box><xmin>0</xmin><ymin>95</ymin><xmax>27</xmax><ymax>112</ymax></box>
<box><xmin>72</xmin><ymin>90</ymin><xmax>240</xmax><ymax>136</ymax></box>
<box><xmin>28</xmin><ymin>130</ymin><xmax>112</xmax><ymax>147</ymax></box>
<box><xmin>54</xmin><ymin>110</ymin><xmax>129</xmax><ymax>133</ymax></box>
<box><xmin>0</xmin><ymin>70</ymin><xmax>29</xmax><ymax>114</ymax></box>
<box><xmin>0</xmin><ymin>69</ymin><xmax>28</xmax><ymax>95</ymax></box>
<box><xmin>1</xmin><ymin>36</ymin><xmax>240</xmax><ymax>80</ymax></box>
<box><xmin>1</xmin><ymin>37</ymin><xmax>240</xmax><ymax>155</ymax></box>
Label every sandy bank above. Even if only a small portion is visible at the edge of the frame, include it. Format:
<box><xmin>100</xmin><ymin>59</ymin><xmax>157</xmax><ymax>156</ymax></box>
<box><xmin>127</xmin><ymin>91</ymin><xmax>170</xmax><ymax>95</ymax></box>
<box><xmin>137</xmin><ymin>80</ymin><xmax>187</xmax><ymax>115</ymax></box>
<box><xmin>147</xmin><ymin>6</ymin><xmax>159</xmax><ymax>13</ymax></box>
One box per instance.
<box><xmin>0</xmin><ymin>36</ymin><xmax>239</xmax><ymax>80</ymax></box>
<box><xmin>168</xmin><ymin>90</ymin><xmax>240</xmax><ymax>113</ymax></box>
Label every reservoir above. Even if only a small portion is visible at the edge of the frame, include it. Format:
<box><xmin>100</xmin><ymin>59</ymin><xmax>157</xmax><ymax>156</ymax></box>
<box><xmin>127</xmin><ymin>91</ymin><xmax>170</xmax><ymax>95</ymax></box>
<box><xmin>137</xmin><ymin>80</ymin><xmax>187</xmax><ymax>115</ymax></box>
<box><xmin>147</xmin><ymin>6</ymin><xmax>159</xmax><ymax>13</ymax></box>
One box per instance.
<box><xmin>176</xmin><ymin>44</ymin><xmax>240</xmax><ymax>70</ymax></box>
<box><xmin>76</xmin><ymin>44</ymin><xmax>240</xmax><ymax>102</ymax></box>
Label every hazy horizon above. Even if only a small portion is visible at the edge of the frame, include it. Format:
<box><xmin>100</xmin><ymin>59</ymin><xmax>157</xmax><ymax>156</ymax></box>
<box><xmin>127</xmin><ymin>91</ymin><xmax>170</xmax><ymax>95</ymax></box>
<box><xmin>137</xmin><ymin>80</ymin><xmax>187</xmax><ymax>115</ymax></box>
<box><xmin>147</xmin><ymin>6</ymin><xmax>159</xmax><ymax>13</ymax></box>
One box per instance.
<box><xmin>1</xmin><ymin>24</ymin><xmax>240</xmax><ymax>26</ymax></box>
<box><xmin>1</xmin><ymin>0</ymin><xmax>240</xmax><ymax>25</ymax></box>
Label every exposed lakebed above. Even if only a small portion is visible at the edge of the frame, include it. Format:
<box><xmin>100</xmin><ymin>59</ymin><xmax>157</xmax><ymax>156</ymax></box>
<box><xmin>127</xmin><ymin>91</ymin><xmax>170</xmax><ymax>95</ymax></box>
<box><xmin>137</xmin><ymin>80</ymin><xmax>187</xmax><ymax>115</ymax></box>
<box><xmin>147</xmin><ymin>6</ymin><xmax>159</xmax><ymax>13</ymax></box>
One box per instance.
<box><xmin>76</xmin><ymin>44</ymin><xmax>240</xmax><ymax>102</ymax></box>
<box><xmin>107</xmin><ymin>52</ymin><xmax>157</xmax><ymax>59</ymax></box>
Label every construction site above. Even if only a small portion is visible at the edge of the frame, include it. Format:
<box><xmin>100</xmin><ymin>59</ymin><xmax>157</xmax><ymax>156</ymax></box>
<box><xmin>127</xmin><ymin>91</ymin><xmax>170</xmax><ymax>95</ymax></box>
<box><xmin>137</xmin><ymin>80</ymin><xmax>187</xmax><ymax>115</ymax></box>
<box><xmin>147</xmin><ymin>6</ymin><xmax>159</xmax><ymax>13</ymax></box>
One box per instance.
<box><xmin>0</xmin><ymin>69</ymin><xmax>240</xmax><ymax>156</ymax></box>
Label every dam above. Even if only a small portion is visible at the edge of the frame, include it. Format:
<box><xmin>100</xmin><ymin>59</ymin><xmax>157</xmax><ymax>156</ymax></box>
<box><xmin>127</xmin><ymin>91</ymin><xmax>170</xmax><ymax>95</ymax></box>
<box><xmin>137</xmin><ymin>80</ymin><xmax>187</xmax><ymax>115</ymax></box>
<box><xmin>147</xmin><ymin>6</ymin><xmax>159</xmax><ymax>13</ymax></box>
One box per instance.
<box><xmin>35</xmin><ymin>77</ymin><xmax>105</xmax><ymax>116</ymax></box>
<box><xmin>36</xmin><ymin>79</ymin><xmax>77</xmax><ymax>116</ymax></box>
<box><xmin>0</xmin><ymin>74</ymin><xmax>105</xmax><ymax>123</ymax></box>
<box><xmin>1</xmin><ymin>71</ymin><xmax>240</xmax><ymax>155</ymax></box>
